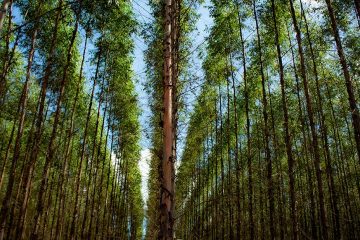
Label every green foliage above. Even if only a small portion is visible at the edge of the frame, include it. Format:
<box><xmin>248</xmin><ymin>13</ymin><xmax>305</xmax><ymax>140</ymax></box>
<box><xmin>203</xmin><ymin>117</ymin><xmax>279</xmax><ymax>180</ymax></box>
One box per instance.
<box><xmin>0</xmin><ymin>0</ymin><xmax>143</xmax><ymax>239</ymax></box>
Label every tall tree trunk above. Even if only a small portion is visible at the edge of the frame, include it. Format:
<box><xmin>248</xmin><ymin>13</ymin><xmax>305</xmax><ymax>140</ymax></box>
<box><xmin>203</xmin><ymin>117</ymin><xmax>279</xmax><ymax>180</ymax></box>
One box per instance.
<box><xmin>253</xmin><ymin>1</ymin><xmax>273</xmax><ymax>238</ymax></box>
<box><xmin>219</xmin><ymin>85</ymin><xmax>225</xmax><ymax>239</ymax></box>
<box><xmin>159</xmin><ymin>0</ymin><xmax>175</xmax><ymax>238</ymax></box>
<box><xmin>225</xmin><ymin>47</ymin><xmax>234</xmax><ymax>240</ymax></box>
<box><xmin>101</xmin><ymin>117</ymin><xmax>114</xmax><ymax>238</ymax></box>
<box><xmin>80</xmin><ymin>62</ymin><xmax>107</xmax><ymax>239</ymax></box>
<box><xmin>287</xmin><ymin>25</ymin><xmax>317</xmax><ymax>239</ymax></box>
<box><xmin>69</xmin><ymin>45</ymin><xmax>102</xmax><ymax>240</ymax></box>
<box><xmin>13</xmin><ymin>2</ymin><xmax>63</xmax><ymax>238</ymax></box>
<box><xmin>240</xmin><ymin>11</ymin><xmax>254</xmax><ymax>238</ymax></box>
<box><xmin>267</xmin><ymin>78</ymin><xmax>285</xmax><ymax>240</ymax></box>
<box><xmin>0</xmin><ymin>1</ymin><xmax>13</xmax><ymax>107</ymax></box>
<box><xmin>94</xmin><ymin>100</ymin><xmax>111</xmax><ymax>239</ymax></box>
<box><xmin>171</xmin><ymin>1</ymin><xmax>179</xmax><ymax>235</ymax></box>
<box><xmin>0</xmin><ymin>34</ymin><xmax>22</xmax><ymax>191</ymax></box>
<box><xmin>272</xmin><ymin>1</ymin><xmax>298</xmax><ymax>239</ymax></box>
<box><xmin>31</xmin><ymin>15</ymin><xmax>77</xmax><ymax>239</ymax></box>
<box><xmin>300</xmin><ymin>1</ymin><xmax>341</xmax><ymax>237</ymax></box>
<box><xmin>231</xmin><ymin>8</ymin><xmax>242</xmax><ymax>234</ymax></box>
<box><xmin>88</xmin><ymin>93</ymin><xmax>108</xmax><ymax>239</ymax></box>
<box><xmin>0</xmin><ymin>26</ymin><xmax>38</xmax><ymax>240</ymax></box>
<box><xmin>214</xmin><ymin>96</ymin><xmax>219</xmax><ymax>239</ymax></box>
<box><xmin>54</xmin><ymin>28</ymin><xmax>88</xmax><ymax>240</ymax></box>
<box><xmin>289</xmin><ymin>0</ymin><xmax>328</xmax><ymax>238</ymax></box>
<box><xmin>324</xmin><ymin>0</ymin><xmax>360</xmax><ymax>162</ymax></box>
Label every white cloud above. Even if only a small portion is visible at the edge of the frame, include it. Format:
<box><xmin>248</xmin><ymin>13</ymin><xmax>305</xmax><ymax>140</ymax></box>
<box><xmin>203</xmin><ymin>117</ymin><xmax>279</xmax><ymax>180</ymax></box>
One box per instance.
<box><xmin>139</xmin><ymin>149</ymin><xmax>151</xmax><ymax>203</ymax></box>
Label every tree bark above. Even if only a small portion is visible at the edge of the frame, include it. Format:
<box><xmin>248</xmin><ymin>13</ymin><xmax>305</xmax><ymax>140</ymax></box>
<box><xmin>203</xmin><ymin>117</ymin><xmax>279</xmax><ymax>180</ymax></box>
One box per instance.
<box><xmin>159</xmin><ymin>0</ymin><xmax>175</xmax><ymax>238</ymax></box>
<box><xmin>325</xmin><ymin>0</ymin><xmax>360</xmax><ymax>163</ymax></box>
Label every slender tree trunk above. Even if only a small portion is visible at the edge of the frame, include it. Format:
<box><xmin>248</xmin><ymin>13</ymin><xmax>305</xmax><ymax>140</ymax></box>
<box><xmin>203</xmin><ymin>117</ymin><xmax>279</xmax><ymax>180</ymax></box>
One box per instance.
<box><xmin>299</xmin><ymin>2</ymin><xmax>340</xmax><ymax>237</ymax></box>
<box><xmin>225</xmin><ymin>49</ymin><xmax>234</xmax><ymax>240</ymax></box>
<box><xmin>13</xmin><ymin>3</ymin><xmax>63</xmax><ymax>238</ymax></box>
<box><xmin>289</xmin><ymin>0</ymin><xmax>328</xmax><ymax>237</ymax></box>
<box><xmin>241</xmin><ymin>14</ymin><xmax>254</xmax><ymax>239</ymax></box>
<box><xmin>0</xmin><ymin>5</ymin><xmax>22</xmax><ymax>189</ymax></box>
<box><xmin>324</xmin><ymin>0</ymin><xmax>360</xmax><ymax>162</ymax></box>
<box><xmin>69</xmin><ymin>47</ymin><xmax>102</xmax><ymax>239</ymax></box>
<box><xmin>266</xmin><ymin>77</ymin><xmax>286</xmax><ymax>240</ymax></box>
<box><xmin>106</xmin><ymin>138</ymin><xmax>118</xmax><ymax>238</ymax></box>
<box><xmin>218</xmin><ymin>85</ymin><xmax>225</xmax><ymax>239</ymax></box>
<box><xmin>53</xmin><ymin>27</ymin><xmax>87</xmax><ymax>240</ymax></box>
<box><xmin>82</xmin><ymin>72</ymin><xmax>107</xmax><ymax>239</ymax></box>
<box><xmin>88</xmin><ymin>96</ymin><xmax>107</xmax><ymax>239</ymax></box>
<box><xmin>287</xmin><ymin>24</ymin><xmax>318</xmax><ymax>239</ymax></box>
<box><xmin>0</xmin><ymin>29</ymin><xmax>23</xmax><ymax>194</ymax></box>
<box><xmin>253</xmin><ymin>1</ymin><xmax>274</xmax><ymax>238</ymax></box>
<box><xmin>94</xmin><ymin>101</ymin><xmax>112</xmax><ymax>239</ymax></box>
<box><xmin>101</xmin><ymin>117</ymin><xmax>114</xmax><ymax>239</ymax></box>
<box><xmin>0</xmin><ymin>26</ymin><xmax>37</xmax><ymax>240</ymax></box>
<box><xmin>171</xmin><ymin>2</ymin><xmax>179</xmax><ymax>235</ymax></box>
<box><xmin>118</xmin><ymin>147</ymin><xmax>129</xmax><ymax>238</ymax></box>
<box><xmin>0</xmin><ymin>1</ymin><xmax>13</xmax><ymax>107</ymax></box>
<box><xmin>214</xmin><ymin>96</ymin><xmax>219</xmax><ymax>239</ymax></box>
<box><xmin>197</xmin><ymin>154</ymin><xmax>201</xmax><ymax>238</ymax></box>
<box><xmin>229</xmin><ymin>27</ymin><xmax>241</xmax><ymax>240</ymax></box>
<box><xmin>272</xmin><ymin>1</ymin><xmax>298</xmax><ymax>239</ymax></box>
<box><xmin>31</xmin><ymin>14</ymin><xmax>77</xmax><ymax>239</ymax></box>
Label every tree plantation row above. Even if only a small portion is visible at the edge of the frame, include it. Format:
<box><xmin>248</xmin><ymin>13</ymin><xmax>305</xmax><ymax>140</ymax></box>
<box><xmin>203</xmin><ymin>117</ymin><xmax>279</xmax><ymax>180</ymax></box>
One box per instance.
<box><xmin>0</xmin><ymin>0</ymin><xmax>143</xmax><ymax>239</ymax></box>
<box><xmin>0</xmin><ymin>0</ymin><xmax>359</xmax><ymax>239</ymax></box>
<box><xmin>145</xmin><ymin>0</ymin><xmax>359</xmax><ymax>239</ymax></box>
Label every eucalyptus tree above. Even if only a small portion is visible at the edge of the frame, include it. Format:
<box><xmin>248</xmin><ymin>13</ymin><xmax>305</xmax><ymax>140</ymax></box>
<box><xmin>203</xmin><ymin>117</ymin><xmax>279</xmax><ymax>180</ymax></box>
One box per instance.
<box><xmin>0</xmin><ymin>0</ymin><xmax>144</xmax><ymax>239</ymax></box>
<box><xmin>174</xmin><ymin>0</ymin><xmax>359</xmax><ymax>239</ymax></box>
<box><xmin>0</xmin><ymin>0</ymin><xmax>359</xmax><ymax>239</ymax></box>
<box><xmin>144</xmin><ymin>0</ymin><xmax>196</xmax><ymax>238</ymax></box>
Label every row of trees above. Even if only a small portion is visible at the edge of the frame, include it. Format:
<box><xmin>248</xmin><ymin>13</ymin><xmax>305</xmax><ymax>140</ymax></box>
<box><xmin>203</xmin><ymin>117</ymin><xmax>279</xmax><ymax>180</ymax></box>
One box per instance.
<box><xmin>175</xmin><ymin>0</ymin><xmax>359</xmax><ymax>239</ymax></box>
<box><xmin>0</xmin><ymin>0</ymin><xmax>143</xmax><ymax>239</ymax></box>
<box><xmin>143</xmin><ymin>0</ymin><xmax>198</xmax><ymax>237</ymax></box>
